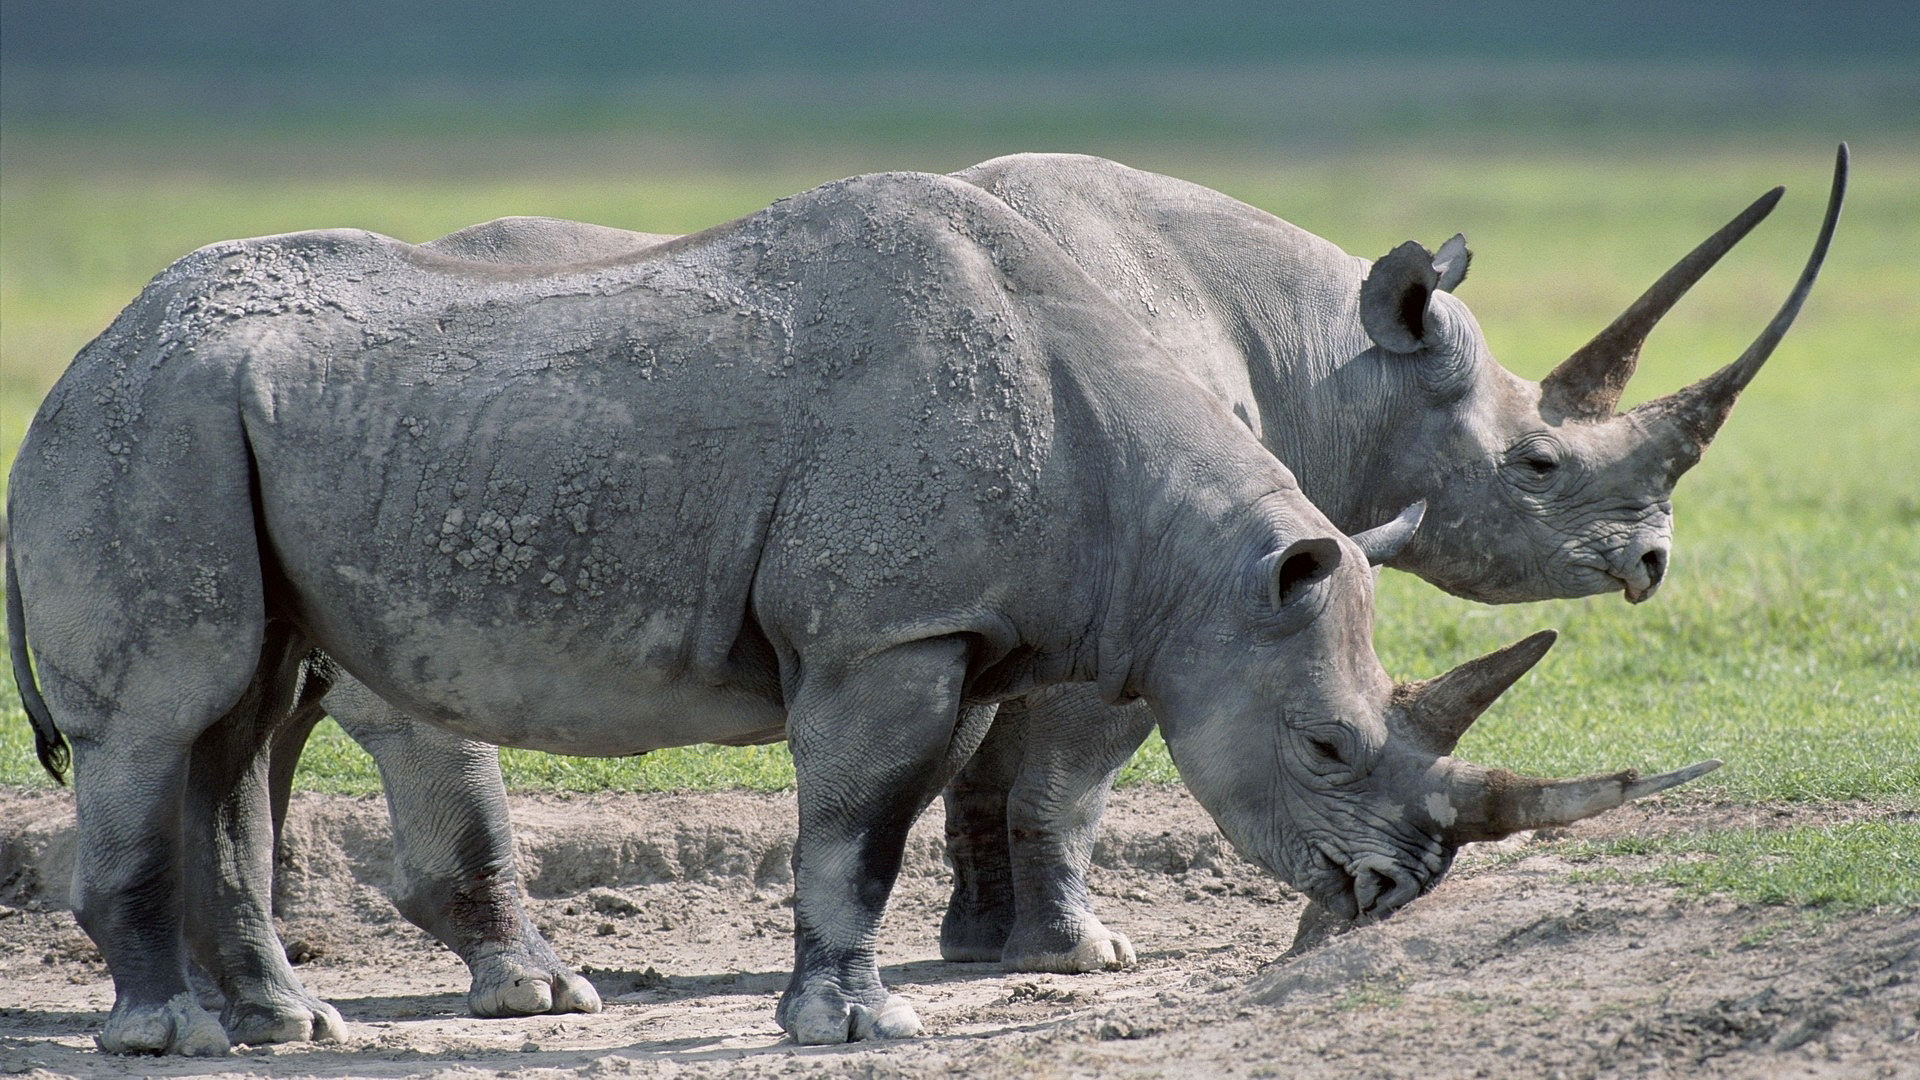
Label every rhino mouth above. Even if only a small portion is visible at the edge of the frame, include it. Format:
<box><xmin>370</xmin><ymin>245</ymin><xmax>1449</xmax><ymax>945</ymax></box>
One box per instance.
<box><xmin>1310</xmin><ymin>841</ymin><xmax>1429</xmax><ymax>924</ymax></box>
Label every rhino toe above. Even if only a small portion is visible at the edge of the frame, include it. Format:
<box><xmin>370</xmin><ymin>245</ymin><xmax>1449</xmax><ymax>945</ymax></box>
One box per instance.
<box><xmin>851</xmin><ymin>995</ymin><xmax>923</xmax><ymax>1040</ymax></box>
<box><xmin>549</xmin><ymin>970</ymin><xmax>603</xmax><ymax>1014</ymax></box>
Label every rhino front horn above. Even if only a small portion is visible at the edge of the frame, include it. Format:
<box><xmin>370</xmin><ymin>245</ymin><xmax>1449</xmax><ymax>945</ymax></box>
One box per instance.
<box><xmin>1539</xmin><ymin>180</ymin><xmax>1786</xmax><ymax>422</ymax></box>
<box><xmin>1395</xmin><ymin>629</ymin><xmax>1556</xmax><ymax>754</ymax></box>
<box><xmin>1441</xmin><ymin>759</ymin><xmax>1722</xmax><ymax>842</ymax></box>
<box><xmin>1628</xmin><ymin>143</ymin><xmax>1848</xmax><ymax>478</ymax></box>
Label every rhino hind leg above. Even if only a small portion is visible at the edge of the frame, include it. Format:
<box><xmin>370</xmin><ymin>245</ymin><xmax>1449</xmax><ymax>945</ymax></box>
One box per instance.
<box><xmin>51</xmin><ymin>616</ymin><xmax>288</xmax><ymax>1055</ymax></box>
<box><xmin>938</xmin><ymin>709</ymin><xmax>1024</xmax><ymax>962</ymax></box>
<box><xmin>985</xmin><ymin>687</ymin><xmax>1154</xmax><ymax>974</ymax></box>
<box><xmin>316</xmin><ymin>678</ymin><xmax>600</xmax><ymax>1017</ymax></box>
<box><xmin>778</xmin><ymin>638</ymin><xmax>993</xmax><ymax>1045</ymax></box>
<box><xmin>66</xmin><ymin>729</ymin><xmax>232</xmax><ymax>1057</ymax></box>
<box><xmin>180</xmin><ymin>623</ymin><xmax>344</xmax><ymax>1046</ymax></box>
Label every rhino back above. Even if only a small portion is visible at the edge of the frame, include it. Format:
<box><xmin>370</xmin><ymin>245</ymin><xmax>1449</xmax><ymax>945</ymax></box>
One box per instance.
<box><xmin>955</xmin><ymin>155</ymin><xmax>1382</xmax><ymax>513</ymax></box>
<box><xmin>22</xmin><ymin>170</ymin><xmax>1176</xmax><ymax>753</ymax></box>
<box><xmin>421</xmin><ymin>216</ymin><xmax>673</xmax><ymax>265</ymax></box>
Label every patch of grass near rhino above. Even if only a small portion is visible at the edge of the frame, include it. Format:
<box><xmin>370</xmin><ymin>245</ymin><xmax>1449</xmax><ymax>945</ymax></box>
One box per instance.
<box><xmin>291</xmin><ymin>718</ymin><xmax>800</xmax><ymax>794</ymax></box>
<box><xmin>1549</xmin><ymin>822</ymin><xmax>1920</xmax><ymax>910</ymax></box>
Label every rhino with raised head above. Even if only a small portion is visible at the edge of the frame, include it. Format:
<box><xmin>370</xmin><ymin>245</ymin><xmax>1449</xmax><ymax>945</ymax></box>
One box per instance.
<box><xmin>8</xmin><ymin>168</ymin><xmax>1713</xmax><ymax>1055</ymax></box>
<box><xmin>258</xmin><ymin>146</ymin><xmax>1845</xmax><ymax>994</ymax></box>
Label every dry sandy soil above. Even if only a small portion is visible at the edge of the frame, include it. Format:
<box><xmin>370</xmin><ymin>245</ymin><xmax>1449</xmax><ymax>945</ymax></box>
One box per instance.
<box><xmin>0</xmin><ymin>785</ymin><xmax>1914</xmax><ymax>1079</ymax></box>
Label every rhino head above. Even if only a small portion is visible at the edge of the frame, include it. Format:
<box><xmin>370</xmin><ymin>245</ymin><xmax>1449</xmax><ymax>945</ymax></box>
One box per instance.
<box><xmin>1347</xmin><ymin>145</ymin><xmax>1846</xmax><ymax>604</ymax></box>
<box><xmin>1140</xmin><ymin>508</ymin><xmax>1716</xmax><ymax>923</ymax></box>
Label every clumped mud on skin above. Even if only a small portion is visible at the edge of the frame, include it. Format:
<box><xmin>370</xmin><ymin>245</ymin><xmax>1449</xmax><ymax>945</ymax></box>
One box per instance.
<box><xmin>0</xmin><ymin>785</ymin><xmax>1912</xmax><ymax>1079</ymax></box>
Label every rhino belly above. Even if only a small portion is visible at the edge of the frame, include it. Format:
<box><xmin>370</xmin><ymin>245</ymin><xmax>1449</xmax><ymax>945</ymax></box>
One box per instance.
<box><xmin>311</xmin><ymin>612</ymin><xmax>788</xmax><ymax>757</ymax></box>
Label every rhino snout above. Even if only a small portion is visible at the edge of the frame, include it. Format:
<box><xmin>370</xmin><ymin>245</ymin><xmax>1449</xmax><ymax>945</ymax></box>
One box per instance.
<box><xmin>1612</xmin><ymin>536</ymin><xmax>1669</xmax><ymax>604</ymax></box>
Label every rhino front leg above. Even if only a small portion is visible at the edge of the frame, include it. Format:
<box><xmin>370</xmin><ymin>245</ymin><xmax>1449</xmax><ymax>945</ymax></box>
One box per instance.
<box><xmin>939</xmin><ymin>687</ymin><xmax>1154</xmax><ymax>971</ymax></box>
<box><xmin>777</xmin><ymin>637</ymin><xmax>990</xmax><ymax>1045</ymax></box>
<box><xmin>996</xmin><ymin>686</ymin><xmax>1155</xmax><ymax>973</ymax></box>
<box><xmin>316</xmin><ymin>679</ymin><xmax>600</xmax><ymax>1017</ymax></box>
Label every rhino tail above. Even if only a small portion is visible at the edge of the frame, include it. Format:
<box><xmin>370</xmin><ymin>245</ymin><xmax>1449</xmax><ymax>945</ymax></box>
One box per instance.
<box><xmin>6</xmin><ymin>540</ymin><xmax>68</xmax><ymax>784</ymax></box>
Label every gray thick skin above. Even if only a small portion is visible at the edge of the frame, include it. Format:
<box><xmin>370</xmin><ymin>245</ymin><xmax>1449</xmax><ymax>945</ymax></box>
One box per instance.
<box><xmin>291</xmin><ymin>153</ymin><xmax>1799</xmax><ymax>979</ymax></box>
<box><xmin>9</xmin><ymin>170</ymin><xmax>1540</xmax><ymax>1052</ymax></box>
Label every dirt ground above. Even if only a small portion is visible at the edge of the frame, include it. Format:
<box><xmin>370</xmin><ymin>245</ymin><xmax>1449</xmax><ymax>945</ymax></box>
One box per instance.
<box><xmin>0</xmin><ymin>785</ymin><xmax>1914</xmax><ymax>1079</ymax></box>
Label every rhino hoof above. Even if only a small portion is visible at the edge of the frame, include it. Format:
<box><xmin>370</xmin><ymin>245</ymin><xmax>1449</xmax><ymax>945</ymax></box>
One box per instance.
<box><xmin>780</xmin><ymin>990</ymin><xmax>922</xmax><ymax>1044</ymax></box>
<box><xmin>97</xmin><ymin>992</ymin><xmax>230</xmax><ymax>1056</ymax></box>
<box><xmin>224</xmin><ymin>994</ymin><xmax>345</xmax><ymax>1046</ymax></box>
<box><xmin>469</xmin><ymin>956</ymin><xmax>602</xmax><ymax>1017</ymax></box>
<box><xmin>1003</xmin><ymin>928</ymin><xmax>1137</xmax><ymax>974</ymax></box>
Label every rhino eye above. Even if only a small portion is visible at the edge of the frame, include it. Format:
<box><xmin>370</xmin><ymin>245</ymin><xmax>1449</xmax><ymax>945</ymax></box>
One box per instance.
<box><xmin>1307</xmin><ymin>737</ymin><xmax>1342</xmax><ymax>763</ymax></box>
<box><xmin>1504</xmin><ymin>435</ymin><xmax>1566</xmax><ymax>489</ymax></box>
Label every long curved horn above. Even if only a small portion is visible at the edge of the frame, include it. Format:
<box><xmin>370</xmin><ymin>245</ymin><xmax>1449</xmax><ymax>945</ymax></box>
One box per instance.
<box><xmin>1438</xmin><ymin>759</ymin><xmax>1722</xmax><ymax>842</ymax></box>
<box><xmin>1539</xmin><ymin>186</ymin><xmax>1784</xmax><ymax>422</ymax></box>
<box><xmin>1352</xmin><ymin>501</ymin><xmax>1425</xmax><ymax>566</ymax></box>
<box><xmin>1394</xmin><ymin>629</ymin><xmax>1557</xmax><ymax>754</ymax></box>
<box><xmin>1628</xmin><ymin>144</ymin><xmax>1848</xmax><ymax>475</ymax></box>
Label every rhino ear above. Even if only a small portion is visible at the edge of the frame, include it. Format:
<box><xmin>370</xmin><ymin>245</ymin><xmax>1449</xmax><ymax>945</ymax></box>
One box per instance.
<box><xmin>1361</xmin><ymin>241</ymin><xmax>1441</xmax><ymax>354</ymax></box>
<box><xmin>1257</xmin><ymin>537</ymin><xmax>1344</xmax><ymax>610</ymax></box>
<box><xmin>1433</xmin><ymin>233</ymin><xmax>1472</xmax><ymax>292</ymax></box>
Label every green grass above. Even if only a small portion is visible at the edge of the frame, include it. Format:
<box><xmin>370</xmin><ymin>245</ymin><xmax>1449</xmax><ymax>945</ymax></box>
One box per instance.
<box><xmin>2</xmin><ymin>129</ymin><xmax>1916</xmax><ymax>906</ymax></box>
<box><xmin>1556</xmin><ymin>821</ymin><xmax>1920</xmax><ymax>909</ymax></box>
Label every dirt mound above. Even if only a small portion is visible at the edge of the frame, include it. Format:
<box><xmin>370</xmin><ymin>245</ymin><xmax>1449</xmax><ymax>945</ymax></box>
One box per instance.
<box><xmin>0</xmin><ymin>786</ymin><xmax>1913</xmax><ymax>1078</ymax></box>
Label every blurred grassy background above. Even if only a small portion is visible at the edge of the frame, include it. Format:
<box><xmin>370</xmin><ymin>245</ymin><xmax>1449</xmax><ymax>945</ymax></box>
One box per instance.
<box><xmin>2</xmin><ymin>3</ymin><xmax>1915</xmax><ymax>897</ymax></box>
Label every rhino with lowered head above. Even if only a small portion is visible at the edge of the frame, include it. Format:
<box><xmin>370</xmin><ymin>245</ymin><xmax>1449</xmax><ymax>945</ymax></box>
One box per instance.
<box><xmin>7</xmin><ymin>168</ymin><xmax>1715</xmax><ymax>1055</ymax></box>
<box><xmin>936</xmin><ymin>145</ymin><xmax>1846</xmax><ymax>970</ymax></box>
<box><xmin>258</xmin><ymin>146</ymin><xmax>1846</xmax><ymax>995</ymax></box>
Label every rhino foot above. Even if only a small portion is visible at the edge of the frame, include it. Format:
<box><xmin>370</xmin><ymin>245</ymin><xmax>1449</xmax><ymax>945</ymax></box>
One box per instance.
<box><xmin>939</xmin><ymin>893</ymin><xmax>1016</xmax><ymax>963</ymax></box>
<box><xmin>223</xmin><ymin>990</ymin><xmax>345</xmax><ymax>1046</ymax></box>
<box><xmin>98</xmin><ymin>992</ymin><xmax>230</xmax><ymax>1056</ymax></box>
<box><xmin>1002</xmin><ymin>921</ymin><xmax>1137</xmax><ymax>974</ymax></box>
<box><xmin>468</xmin><ymin>950</ymin><xmax>603</xmax><ymax>1017</ymax></box>
<box><xmin>777</xmin><ymin>987</ymin><xmax>922</xmax><ymax>1045</ymax></box>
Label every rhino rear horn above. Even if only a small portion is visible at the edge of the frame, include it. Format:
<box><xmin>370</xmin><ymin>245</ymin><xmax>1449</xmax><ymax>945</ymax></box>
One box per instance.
<box><xmin>1628</xmin><ymin>143</ymin><xmax>1848</xmax><ymax>478</ymax></box>
<box><xmin>1539</xmin><ymin>183</ymin><xmax>1785</xmax><ymax>422</ymax></box>
<box><xmin>1396</xmin><ymin>629</ymin><xmax>1556</xmax><ymax>754</ymax></box>
<box><xmin>1351</xmin><ymin>501</ymin><xmax>1425</xmax><ymax>567</ymax></box>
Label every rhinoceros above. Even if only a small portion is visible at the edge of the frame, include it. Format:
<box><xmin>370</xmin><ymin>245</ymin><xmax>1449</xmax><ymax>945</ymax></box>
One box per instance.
<box><xmin>256</xmin><ymin>145</ymin><xmax>1846</xmax><ymax>997</ymax></box>
<box><xmin>7</xmin><ymin>167</ymin><xmax>1716</xmax><ymax>1055</ymax></box>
